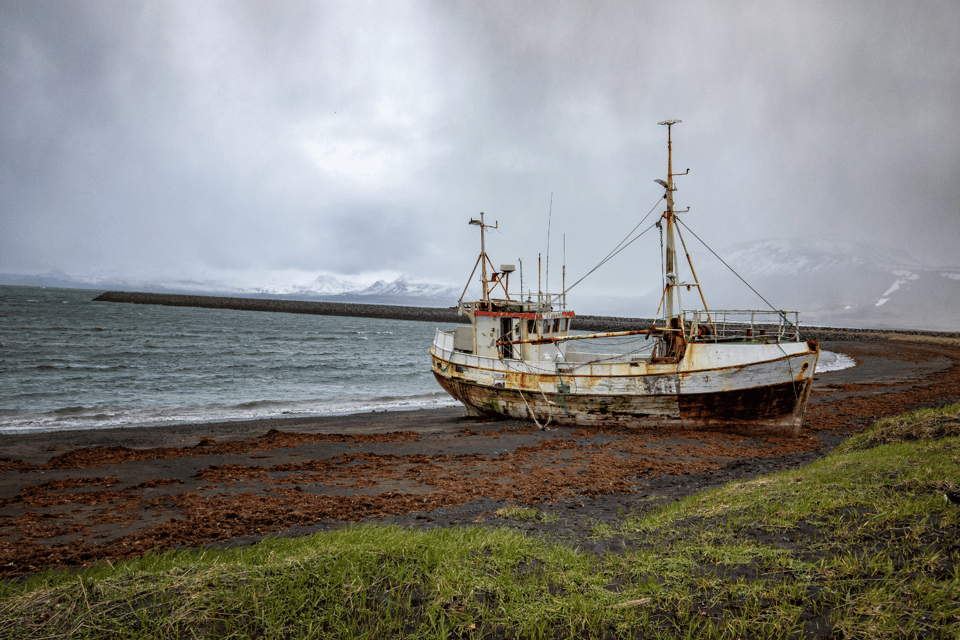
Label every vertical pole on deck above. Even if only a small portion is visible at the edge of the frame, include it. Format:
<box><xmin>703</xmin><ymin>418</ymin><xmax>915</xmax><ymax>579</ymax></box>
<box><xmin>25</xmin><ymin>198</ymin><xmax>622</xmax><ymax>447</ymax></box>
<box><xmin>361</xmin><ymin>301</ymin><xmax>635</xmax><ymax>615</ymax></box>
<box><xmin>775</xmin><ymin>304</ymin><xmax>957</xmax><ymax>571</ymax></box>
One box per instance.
<box><xmin>659</xmin><ymin>120</ymin><xmax>680</xmax><ymax>323</ymax></box>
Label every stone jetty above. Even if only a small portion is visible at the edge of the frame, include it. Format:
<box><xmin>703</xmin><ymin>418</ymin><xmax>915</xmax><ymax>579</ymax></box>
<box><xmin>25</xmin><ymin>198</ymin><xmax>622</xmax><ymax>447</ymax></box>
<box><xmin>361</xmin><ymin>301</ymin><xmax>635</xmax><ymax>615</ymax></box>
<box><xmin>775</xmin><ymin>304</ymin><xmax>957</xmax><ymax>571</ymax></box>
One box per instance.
<box><xmin>92</xmin><ymin>291</ymin><xmax>960</xmax><ymax>342</ymax></box>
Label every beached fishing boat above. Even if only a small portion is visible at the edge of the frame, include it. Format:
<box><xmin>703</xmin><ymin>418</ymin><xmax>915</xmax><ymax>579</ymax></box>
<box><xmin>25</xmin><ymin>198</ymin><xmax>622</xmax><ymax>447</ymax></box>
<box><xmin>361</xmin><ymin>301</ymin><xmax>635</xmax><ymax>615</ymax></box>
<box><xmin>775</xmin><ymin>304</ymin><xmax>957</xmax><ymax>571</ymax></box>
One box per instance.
<box><xmin>431</xmin><ymin>121</ymin><xmax>819</xmax><ymax>435</ymax></box>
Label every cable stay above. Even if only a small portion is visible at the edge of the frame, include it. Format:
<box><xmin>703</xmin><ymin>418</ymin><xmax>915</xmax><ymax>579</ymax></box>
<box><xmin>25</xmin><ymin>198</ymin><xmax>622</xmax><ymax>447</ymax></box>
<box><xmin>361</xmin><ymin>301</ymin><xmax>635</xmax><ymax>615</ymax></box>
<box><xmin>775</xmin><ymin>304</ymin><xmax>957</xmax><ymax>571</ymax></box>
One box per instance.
<box><xmin>674</xmin><ymin>216</ymin><xmax>807</xmax><ymax>339</ymax></box>
<box><xmin>544</xmin><ymin>194</ymin><xmax>665</xmax><ymax>309</ymax></box>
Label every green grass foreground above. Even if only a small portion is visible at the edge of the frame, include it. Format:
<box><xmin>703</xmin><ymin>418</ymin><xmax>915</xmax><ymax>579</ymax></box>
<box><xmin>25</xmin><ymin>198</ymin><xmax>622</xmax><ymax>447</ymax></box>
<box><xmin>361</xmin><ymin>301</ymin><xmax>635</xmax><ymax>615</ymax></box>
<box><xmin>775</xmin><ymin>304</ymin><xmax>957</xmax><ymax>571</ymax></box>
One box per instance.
<box><xmin>2</xmin><ymin>405</ymin><xmax>959</xmax><ymax>639</ymax></box>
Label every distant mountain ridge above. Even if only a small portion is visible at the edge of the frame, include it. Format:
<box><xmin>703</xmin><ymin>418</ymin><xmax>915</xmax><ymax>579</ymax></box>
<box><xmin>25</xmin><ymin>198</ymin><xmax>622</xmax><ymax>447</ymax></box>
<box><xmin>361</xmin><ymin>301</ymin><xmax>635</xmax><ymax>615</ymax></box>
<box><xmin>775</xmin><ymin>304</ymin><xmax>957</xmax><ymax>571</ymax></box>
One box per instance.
<box><xmin>0</xmin><ymin>271</ymin><xmax>462</xmax><ymax>308</ymax></box>
<box><xmin>720</xmin><ymin>238</ymin><xmax>928</xmax><ymax>277</ymax></box>
<box><xmin>3</xmin><ymin>237</ymin><xmax>958</xmax><ymax>330</ymax></box>
<box><xmin>247</xmin><ymin>274</ymin><xmax>462</xmax><ymax>305</ymax></box>
<box><xmin>688</xmin><ymin>237</ymin><xmax>960</xmax><ymax>331</ymax></box>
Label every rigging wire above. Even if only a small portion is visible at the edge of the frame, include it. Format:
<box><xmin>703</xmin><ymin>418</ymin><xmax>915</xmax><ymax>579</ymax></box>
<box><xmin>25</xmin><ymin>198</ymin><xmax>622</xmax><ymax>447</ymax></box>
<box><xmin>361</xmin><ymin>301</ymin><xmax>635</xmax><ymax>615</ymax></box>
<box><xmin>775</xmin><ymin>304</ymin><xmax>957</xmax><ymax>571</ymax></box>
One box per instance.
<box><xmin>675</xmin><ymin>216</ymin><xmax>808</xmax><ymax>339</ymax></box>
<box><xmin>548</xmin><ymin>195</ymin><xmax>665</xmax><ymax>306</ymax></box>
<box><xmin>658</xmin><ymin>218</ymin><xmax>665</xmax><ymax>311</ymax></box>
<box><xmin>546</xmin><ymin>193</ymin><xmax>553</xmax><ymax>296</ymax></box>
<box><xmin>593</xmin><ymin>195</ymin><xmax>665</xmax><ymax>272</ymax></box>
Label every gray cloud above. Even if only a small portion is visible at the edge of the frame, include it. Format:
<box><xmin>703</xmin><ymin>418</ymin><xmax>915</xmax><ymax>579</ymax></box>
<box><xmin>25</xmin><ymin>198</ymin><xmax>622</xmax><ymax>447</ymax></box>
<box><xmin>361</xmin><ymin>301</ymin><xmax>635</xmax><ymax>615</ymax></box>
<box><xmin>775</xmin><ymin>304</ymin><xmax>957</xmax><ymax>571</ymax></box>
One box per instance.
<box><xmin>2</xmin><ymin>1</ymin><xmax>958</xmax><ymax>299</ymax></box>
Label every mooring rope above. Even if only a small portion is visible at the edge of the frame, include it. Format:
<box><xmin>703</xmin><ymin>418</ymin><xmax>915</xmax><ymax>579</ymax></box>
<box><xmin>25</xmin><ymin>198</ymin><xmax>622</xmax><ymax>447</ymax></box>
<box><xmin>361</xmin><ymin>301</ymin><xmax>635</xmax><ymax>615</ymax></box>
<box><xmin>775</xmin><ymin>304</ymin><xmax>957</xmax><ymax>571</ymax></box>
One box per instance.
<box><xmin>512</xmin><ymin>380</ymin><xmax>553</xmax><ymax>430</ymax></box>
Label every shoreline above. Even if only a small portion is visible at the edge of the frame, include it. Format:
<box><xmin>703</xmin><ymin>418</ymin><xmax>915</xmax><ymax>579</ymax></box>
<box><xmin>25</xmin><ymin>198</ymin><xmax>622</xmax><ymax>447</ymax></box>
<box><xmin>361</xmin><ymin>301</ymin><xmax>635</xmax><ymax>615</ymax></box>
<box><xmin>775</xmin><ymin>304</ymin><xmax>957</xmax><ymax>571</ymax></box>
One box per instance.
<box><xmin>0</xmin><ymin>400</ymin><xmax>464</xmax><ymax>441</ymax></box>
<box><xmin>2</xmin><ymin>338</ymin><xmax>956</xmax><ymax>465</ymax></box>
<box><xmin>0</xmin><ymin>348</ymin><xmax>857</xmax><ymax>441</ymax></box>
<box><xmin>0</xmin><ymin>346</ymin><xmax>853</xmax><ymax>440</ymax></box>
<box><xmin>0</xmin><ymin>407</ymin><xmax>470</xmax><ymax>466</ymax></box>
<box><xmin>0</xmin><ymin>342</ymin><xmax>916</xmax><ymax>441</ymax></box>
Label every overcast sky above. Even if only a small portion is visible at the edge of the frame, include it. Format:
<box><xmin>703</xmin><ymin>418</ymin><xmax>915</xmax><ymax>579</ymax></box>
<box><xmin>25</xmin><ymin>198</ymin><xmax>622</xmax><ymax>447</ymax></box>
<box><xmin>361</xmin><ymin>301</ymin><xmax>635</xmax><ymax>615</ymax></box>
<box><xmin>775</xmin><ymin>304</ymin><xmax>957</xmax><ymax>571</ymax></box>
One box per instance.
<box><xmin>2</xmin><ymin>1</ymin><xmax>958</xmax><ymax>299</ymax></box>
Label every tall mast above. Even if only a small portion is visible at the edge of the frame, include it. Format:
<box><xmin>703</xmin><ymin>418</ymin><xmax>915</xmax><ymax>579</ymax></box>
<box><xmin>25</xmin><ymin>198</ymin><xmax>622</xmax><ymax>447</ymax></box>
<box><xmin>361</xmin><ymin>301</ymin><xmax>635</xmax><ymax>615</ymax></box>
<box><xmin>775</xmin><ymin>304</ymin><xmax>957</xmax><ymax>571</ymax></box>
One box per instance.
<box><xmin>468</xmin><ymin>212</ymin><xmax>497</xmax><ymax>306</ymax></box>
<box><xmin>658</xmin><ymin>119</ymin><xmax>681</xmax><ymax>322</ymax></box>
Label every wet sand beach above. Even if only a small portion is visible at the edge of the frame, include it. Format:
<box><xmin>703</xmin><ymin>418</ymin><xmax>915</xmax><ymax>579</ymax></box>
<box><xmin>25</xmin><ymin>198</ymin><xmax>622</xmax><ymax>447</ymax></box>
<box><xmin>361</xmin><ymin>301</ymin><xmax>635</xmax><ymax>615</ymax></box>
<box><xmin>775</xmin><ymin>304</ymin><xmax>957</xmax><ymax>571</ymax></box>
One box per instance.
<box><xmin>1</xmin><ymin>339</ymin><xmax>959</xmax><ymax>577</ymax></box>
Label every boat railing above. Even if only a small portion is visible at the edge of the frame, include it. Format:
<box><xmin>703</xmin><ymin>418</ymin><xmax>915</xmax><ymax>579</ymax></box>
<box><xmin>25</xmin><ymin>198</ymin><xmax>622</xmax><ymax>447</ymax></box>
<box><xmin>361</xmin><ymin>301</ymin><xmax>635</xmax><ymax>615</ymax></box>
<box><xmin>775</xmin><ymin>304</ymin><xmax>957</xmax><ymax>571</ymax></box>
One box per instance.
<box><xmin>532</xmin><ymin>291</ymin><xmax>567</xmax><ymax>311</ymax></box>
<box><xmin>433</xmin><ymin>327</ymin><xmax>455</xmax><ymax>353</ymax></box>
<box><xmin>514</xmin><ymin>292</ymin><xmax>568</xmax><ymax>313</ymax></box>
<box><xmin>459</xmin><ymin>299</ymin><xmax>521</xmax><ymax>315</ymax></box>
<box><xmin>459</xmin><ymin>294</ymin><xmax>567</xmax><ymax>315</ymax></box>
<box><xmin>683</xmin><ymin>309</ymin><xmax>802</xmax><ymax>343</ymax></box>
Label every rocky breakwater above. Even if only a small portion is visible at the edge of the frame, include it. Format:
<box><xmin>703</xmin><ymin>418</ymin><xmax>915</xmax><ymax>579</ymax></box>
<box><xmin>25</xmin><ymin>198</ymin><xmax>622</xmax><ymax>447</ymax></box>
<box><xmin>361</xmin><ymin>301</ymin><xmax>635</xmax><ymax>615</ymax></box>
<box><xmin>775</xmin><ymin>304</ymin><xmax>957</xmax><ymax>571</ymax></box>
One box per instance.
<box><xmin>93</xmin><ymin>291</ymin><xmax>461</xmax><ymax>324</ymax></box>
<box><xmin>92</xmin><ymin>291</ymin><xmax>650</xmax><ymax>332</ymax></box>
<box><xmin>91</xmin><ymin>292</ymin><xmax>960</xmax><ymax>341</ymax></box>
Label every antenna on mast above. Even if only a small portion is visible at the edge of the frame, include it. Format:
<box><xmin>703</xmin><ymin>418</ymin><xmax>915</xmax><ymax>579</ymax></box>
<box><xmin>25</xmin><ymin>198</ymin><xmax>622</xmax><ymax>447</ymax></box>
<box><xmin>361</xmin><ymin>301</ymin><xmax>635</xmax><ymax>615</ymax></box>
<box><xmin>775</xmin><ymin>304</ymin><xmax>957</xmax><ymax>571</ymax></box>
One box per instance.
<box><xmin>546</xmin><ymin>193</ymin><xmax>553</xmax><ymax>302</ymax></box>
<box><xmin>519</xmin><ymin>258</ymin><xmax>524</xmax><ymax>301</ymax></box>
<box><xmin>562</xmin><ymin>234</ymin><xmax>566</xmax><ymax>309</ymax></box>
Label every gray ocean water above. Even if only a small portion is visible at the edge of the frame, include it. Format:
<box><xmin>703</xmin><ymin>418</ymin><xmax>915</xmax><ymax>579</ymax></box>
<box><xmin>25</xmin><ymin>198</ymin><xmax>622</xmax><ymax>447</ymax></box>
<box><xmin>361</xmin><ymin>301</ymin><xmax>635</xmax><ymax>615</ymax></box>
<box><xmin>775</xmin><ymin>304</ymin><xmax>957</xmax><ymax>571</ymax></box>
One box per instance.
<box><xmin>0</xmin><ymin>285</ymin><xmax>459</xmax><ymax>434</ymax></box>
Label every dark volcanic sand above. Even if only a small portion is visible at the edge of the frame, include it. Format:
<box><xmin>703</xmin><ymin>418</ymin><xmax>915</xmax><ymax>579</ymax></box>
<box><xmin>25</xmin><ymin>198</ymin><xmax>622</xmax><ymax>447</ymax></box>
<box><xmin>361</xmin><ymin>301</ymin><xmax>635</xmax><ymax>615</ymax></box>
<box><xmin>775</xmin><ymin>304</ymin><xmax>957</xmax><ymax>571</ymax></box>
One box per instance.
<box><xmin>1</xmin><ymin>339</ymin><xmax>958</xmax><ymax>577</ymax></box>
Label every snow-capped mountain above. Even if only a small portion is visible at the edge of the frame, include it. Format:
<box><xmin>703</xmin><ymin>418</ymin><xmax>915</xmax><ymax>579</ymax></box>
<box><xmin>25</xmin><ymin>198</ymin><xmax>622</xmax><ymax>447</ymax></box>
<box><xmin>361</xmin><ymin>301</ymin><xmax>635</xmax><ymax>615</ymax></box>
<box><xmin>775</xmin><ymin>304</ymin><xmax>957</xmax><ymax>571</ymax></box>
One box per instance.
<box><xmin>258</xmin><ymin>275</ymin><xmax>461</xmax><ymax>304</ymax></box>
<box><xmin>294</xmin><ymin>275</ymin><xmax>461</xmax><ymax>305</ymax></box>
<box><xmin>682</xmin><ymin>237</ymin><xmax>960</xmax><ymax>331</ymax></box>
<box><xmin>721</xmin><ymin>238</ymin><xmax>927</xmax><ymax>278</ymax></box>
<box><xmin>0</xmin><ymin>271</ymin><xmax>462</xmax><ymax>308</ymax></box>
<box><xmin>299</xmin><ymin>274</ymin><xmax>360</xmax><ymax>296</ymax></box>
<box><xmin>354</xmin><ymin>276</ymin><xmax>454</xmax><ymax>298</ymax></box>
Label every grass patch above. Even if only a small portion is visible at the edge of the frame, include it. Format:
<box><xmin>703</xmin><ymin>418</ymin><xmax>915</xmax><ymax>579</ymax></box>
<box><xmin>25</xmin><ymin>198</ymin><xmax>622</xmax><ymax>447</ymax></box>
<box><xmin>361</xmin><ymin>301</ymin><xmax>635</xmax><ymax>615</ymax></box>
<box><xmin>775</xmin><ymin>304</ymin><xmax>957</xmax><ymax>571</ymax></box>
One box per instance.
<box><xmin>881</xmin><ymin>334</ymin><xmax>960</xmax><ymax>347</ymax></box>
<box><xmin>834</xmin><ymin>401</ymin><xmax>960</xmax><ymax>453</ymax></box>
<box><xmin>1</xmin><ymin>527</ymin><xmax>621</xmax><ymax>639</ymax></box>
<box><xmin>495</xmin><ymin>505</ymin><xmax>560</xmax><ymax>524</ymax></box>
<box><xmin>3</xmin><ymin>406</ymin><xmax>959</xmax><ymax>639</ymax></box>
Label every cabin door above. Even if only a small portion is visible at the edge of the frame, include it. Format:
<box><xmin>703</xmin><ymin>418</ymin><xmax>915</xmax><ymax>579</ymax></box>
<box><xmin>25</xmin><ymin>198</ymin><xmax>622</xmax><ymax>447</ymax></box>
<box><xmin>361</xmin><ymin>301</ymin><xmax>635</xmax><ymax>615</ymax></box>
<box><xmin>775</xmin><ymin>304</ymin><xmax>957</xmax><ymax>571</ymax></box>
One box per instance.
<box><xmin>499</xmin><ymin>317</ymin><xmax>515</xmax><ymax>359</ymax></box>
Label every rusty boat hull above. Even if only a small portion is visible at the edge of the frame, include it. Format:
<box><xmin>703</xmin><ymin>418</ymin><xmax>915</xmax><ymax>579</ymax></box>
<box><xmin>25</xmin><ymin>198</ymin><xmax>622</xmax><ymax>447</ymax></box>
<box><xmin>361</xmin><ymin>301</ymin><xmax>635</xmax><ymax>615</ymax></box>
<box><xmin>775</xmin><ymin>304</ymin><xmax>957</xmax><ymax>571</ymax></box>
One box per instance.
<box><xmin>431</xmin><ymin>334</ymin><xmax>820</xmax><ymax>435</ymax></box>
